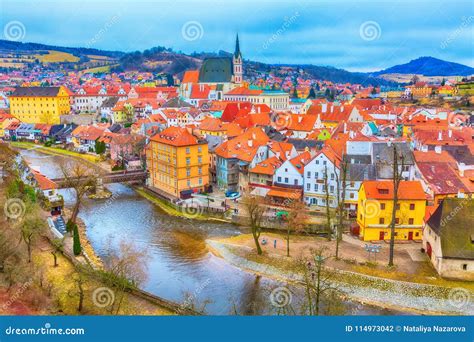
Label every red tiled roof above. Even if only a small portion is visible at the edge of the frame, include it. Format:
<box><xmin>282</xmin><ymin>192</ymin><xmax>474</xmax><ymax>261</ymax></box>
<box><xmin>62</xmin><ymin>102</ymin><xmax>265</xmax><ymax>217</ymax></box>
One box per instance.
<box><xmin>362</xmin><ymin>181</ymin><xmax>426</xmax><ymax>200</ymax></box>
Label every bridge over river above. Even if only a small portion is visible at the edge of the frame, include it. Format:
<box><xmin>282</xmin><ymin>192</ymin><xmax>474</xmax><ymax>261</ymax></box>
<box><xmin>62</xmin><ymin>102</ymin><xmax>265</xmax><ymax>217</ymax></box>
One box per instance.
<box><xmin>51</xmin><ymin>170</ymin><xmax>147</xmax><ymax>188</ymax></box>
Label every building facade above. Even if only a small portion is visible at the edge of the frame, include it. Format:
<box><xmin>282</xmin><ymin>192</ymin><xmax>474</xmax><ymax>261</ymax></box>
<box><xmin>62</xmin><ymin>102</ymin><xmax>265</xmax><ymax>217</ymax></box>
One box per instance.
<box><xmin>9</xmin><ymin>86</ymin><xmax>71</xmax><ymax>124</ymax></box>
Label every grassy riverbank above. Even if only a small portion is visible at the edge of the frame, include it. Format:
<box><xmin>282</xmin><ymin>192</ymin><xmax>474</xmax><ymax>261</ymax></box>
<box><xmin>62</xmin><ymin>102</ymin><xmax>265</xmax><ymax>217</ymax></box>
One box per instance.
<box><xmin>11</xmin><ymin>141</ymin><xmax>100</xmax><ymax>163</ymax></box>
<box><xmin>134</xmin><ymin>187</ymin><xmax>232</xmax><ymax>223</ymax></box>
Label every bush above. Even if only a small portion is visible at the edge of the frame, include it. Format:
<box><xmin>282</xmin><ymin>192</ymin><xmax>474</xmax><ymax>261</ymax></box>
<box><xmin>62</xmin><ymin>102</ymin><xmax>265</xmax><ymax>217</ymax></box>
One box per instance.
<box><xmin>73</xmin><ymin>223</ymin><xmax>81</xmax><ymax>256</ymax></box>
<box><xmin>66</xmin><ymin>219</ymin><xmax>77</xmax><ymax>233</ymax></box>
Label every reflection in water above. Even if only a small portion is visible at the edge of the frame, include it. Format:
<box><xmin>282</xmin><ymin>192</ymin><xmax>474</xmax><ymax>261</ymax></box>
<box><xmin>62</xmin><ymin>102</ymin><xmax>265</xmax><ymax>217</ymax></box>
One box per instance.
<box><xmin>20</xmin><ymin>149</ymin><xmax>397</xmax><ymax>315</ymax></box>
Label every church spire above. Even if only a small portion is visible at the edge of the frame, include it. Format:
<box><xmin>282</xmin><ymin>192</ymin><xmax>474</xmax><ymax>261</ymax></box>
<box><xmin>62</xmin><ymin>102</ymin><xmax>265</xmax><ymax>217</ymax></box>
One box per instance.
<box><xmin>234</xmin><ymin>34</ymin><xmax>241</xmax><ymax>59</ymax></box>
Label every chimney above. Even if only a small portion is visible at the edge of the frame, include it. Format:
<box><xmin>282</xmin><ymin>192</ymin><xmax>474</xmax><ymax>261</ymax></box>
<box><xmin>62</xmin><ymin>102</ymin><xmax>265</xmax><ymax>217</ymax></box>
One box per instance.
<box><xmin>459</xmin><ymin>163</ymin><xmax>465</xmax><ymax>177</ymax></box>
<box><xmin>248</xmin><ymin>140</ymin><xmax>253</xmax><ymax>147</ymax></box>
<box><xmin>322</xmin><ymin>103</ymin><xmax>327</xmax><ymax>112</ymax></box>
<box><xmin>343</xmin><ymin>122</ymin><xmax>347</xmax><ymax>133</ymax></box>
<box><xmin>236</xmin><ymin>142</ymin><xmax>241</xmax><ymax>149</ymax></box>
<box><xmin>257</xmin><ymin>106</ymin><xmax>261</xmax><ymax>113</ymax></box>
<box><xmin>252</xmin><ymin>132</ymin><xmax>256</xmax><ymax>140</ymax></box>
<box><xmin>434</xmin><ymin>145</ymin><xmax>442</xmax><ymax>154</ymax></box>
<box><xmin>448</xmin><ymin>130</ymin><xmax>452</xmax><ymax>138</ymax></box>
<box><xmin>298</xmin><ymin>116</ymin><xmax>303</xmax><ymax>123</ymax></box>
<box><xmin>276</xmin><ymin>151</ymin><xmax>281</xmax><ymax>159</ymax></box>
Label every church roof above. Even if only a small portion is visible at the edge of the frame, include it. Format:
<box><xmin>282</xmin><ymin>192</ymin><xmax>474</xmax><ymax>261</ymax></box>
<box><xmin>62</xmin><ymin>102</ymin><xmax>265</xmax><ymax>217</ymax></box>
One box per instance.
<box><xmin>198</xmin><ymin>57</ymin><xmax>233</xmax><ymax>83</ymax></box>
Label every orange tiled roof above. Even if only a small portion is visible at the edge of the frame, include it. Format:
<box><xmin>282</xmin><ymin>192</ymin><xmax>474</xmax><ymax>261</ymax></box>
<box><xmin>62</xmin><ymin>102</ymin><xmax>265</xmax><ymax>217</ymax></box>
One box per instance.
<box><xmin>150</xmin><ymin>126</ymin><xmax>202</xmax><ymax>147</ymax></box>
<box><xmin>249</xmin><ymin>156</ymin><xmax>282</xmax><ymax>175</ymax></box>
<box><xmin>362</xmin><ymin>181</ymin><xmax>426</xmax><ymax>200</ymax></box>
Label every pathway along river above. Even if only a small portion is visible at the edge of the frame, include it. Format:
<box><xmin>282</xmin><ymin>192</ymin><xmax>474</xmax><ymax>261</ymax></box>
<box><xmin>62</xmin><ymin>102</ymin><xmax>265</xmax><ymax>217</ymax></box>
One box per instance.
<box><xmin>21</xmin><ymin>149</ymin><xmax>396</xmax><ymax>315</ymax></box>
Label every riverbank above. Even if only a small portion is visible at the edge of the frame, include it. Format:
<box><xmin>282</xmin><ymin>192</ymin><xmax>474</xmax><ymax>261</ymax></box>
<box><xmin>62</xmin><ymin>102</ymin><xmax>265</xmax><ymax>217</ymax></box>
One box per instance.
<box><xmin>206</xmin><ymin>235</ymin><xmax>474</xmax><ymax>315</ymax></box>
<box><xmin>11</xmin><ymin>141</ymin><xmax>100</xmax><ymax>164</ymax></box>
<box><xmin>134</xmin><ymin>186</ymin><xmax>232</xmax><ymax>224</ymax></box>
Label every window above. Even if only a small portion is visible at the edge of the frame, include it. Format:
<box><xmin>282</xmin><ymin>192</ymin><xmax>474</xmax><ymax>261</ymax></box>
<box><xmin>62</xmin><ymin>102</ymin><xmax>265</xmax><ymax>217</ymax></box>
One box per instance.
<box><xmin>198</xmin><ymin>167</ymin><xmax>202</xmax><ymax>175</ymax></box>
<box><xmin>186</xmin><ymin>157</ymin><xmax>190</xmax><ymax>166</ymax></box>
<box><xmin>380</xmin><ymin>203</ymin><xmax>385</xmax><ymax>210</ymax></box>
<box><xmin>284</xmin><ymin>177</ymin><xmax>289</xmax><ymax>183</ymax></box>
<box><xmin>314</xmin><ymin>184</ymin><xmax>318</xmax><ymax>191</ymax></box>
<box><xmin>315</xmin><ymin>172</ymin><xmax>319</xmax><ymax>178</ymax></box>
<box><xmin>294</xmin><ymin>179</ymin><xmax>298</xmax><ymax>185</ymax></box>
<box><xmin>187</xmin><ymin>180</ymin><xmax>191</xmax><ymax>187</ymax></box>
<box><xmin>395</xmin><ymin>218</ymin><xmax>400</xmax><ymax>224</ymax></box>
<box><xmin>199</xmin><ymin>178</ymin><xmax>202</xmax><ymax>185</ymax></box>
<box><xmin>379</xmin><ymin>218</ymin><xmax>385</xmax><ymax>224</ymax></box>
<box><xmin>186</xmin><ymin>168</ymin><xmax>190</xmax><ymax>177</ymax></box>
<box><xmin>186</xmin><ymin>147</ymin><xmax>190</xmax><ymax>154</ymax></box>
<box><xmin>415</xmin><ymin>232</ymin><xmax>419</xmax><ymax>237</ymax></box>
<box><xmin>306</xmin><ymin>183</ymin><xmax>310</xmax><ymax>191</ymax></box>
<box><xmin>350</xmin><ymin>192</ymin><xmax>354</xmax><ymax>199</ymax></box>
<box><xmin>316</xmin><ymin>160</ymin><xmax>319</xmax><ymax>165</ymax></box>
<box><xmin>307</xmin><ymin>171</ymin><xmax>311</xmax><ymax>178</ymax></box>
<box><xmin>198</xmin><ymin>156</ymin><xmax>202</xmax><ymax>164</ymax></box>
<box><xmin>409</xmin><ymin>218</ymin><xmax>414</xmax><ymax>225</ymax></box>
<box><xmin>462</xmin><ymin>264</ymin><xmax>468</xmax><ymax>271</ymax></box>
<box><xmin>330</xmin><ymin>185</ymin><xmax>334</xmax><ymax>193</ymax></box>
<box><xmin>410</xmin><ymin>203</ymin><xmax>415</xmax><ymax>210</ymax></box>
<box><xmin>277</xmin><ymin>177</ymin><xmax>281</xmax><ymax>182</ymax></box>
<box><xmin>330</xmin><ymin>173</ymin><xmax>334</xmax><ymax>180</ymax></box>
<box><xmin>198</xmin><ymin>146</ymin><xmax>202</xmax><ymax>153</ymax></box>
<box><xmin>323</xmin><ymin>161</ymin><xmax>327</xmax><ymax>165</ymax></box>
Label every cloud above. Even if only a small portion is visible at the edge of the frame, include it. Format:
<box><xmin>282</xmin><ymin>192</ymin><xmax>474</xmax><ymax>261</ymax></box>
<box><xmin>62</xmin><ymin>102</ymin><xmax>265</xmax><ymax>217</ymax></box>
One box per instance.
<box><xmin>1</xmin><ymin>0</ymin><xmax>472</xmax><ymax>70</ymax></box>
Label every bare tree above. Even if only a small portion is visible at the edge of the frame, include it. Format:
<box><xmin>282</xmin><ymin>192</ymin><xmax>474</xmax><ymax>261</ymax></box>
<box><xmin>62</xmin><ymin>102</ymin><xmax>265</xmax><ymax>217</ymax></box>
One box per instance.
<box><xmin>20</xmin><ymin>206</ymin><xmax>47</xmax><ymax>263</ymax></box>
<box><xmin>388</xmin><ymin>145</ymin><xmax>405</xmax><ymax>267</ymax></box>
<box><xmin>241</xmin><ymin>192</ymin><xmax>266</xmax><ymax>255</ymax></box>
<box><xmin>285</xmin><ymin>199</ymin><xmax>309</xmax><ymax>257</ymax></box>
<box><xmin>323</xmin><ymin>165</ymin><xmax>332</xmax><ymax>241</ymax></box>
<box><xmin>59</xmin><ymin>160</ymin><xmax>98</xmax><ymax>224</ymax></box>
<box><xmin>299</xmin><ymin>247</ymin><xmax>344</xmax><ymax>315</ymax></box>
<box><xmin>334</xmin><ymin>158</ymin><xmax>348</xmax><ymax>259</ymax></box>
<box><xmin>50</xmin><ymin>238</ymin><xmax>64</xmax><ymax>267</ymax></box>
<box><xmin>98</xmin><ymin>240</ymin><xmax>149</xmax><ymax>314</ymax></box>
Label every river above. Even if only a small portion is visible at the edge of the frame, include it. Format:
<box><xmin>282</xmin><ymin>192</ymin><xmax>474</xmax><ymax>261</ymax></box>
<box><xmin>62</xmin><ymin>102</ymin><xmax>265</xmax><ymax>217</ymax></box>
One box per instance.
<box><xmin>20</xmin><ymin>148</ymin><xmax>397</xmax><ymax>315</ymax></box>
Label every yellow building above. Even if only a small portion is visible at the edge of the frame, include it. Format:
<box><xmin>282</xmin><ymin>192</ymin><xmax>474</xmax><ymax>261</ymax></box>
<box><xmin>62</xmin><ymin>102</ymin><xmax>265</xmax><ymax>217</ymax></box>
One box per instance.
<box><xmin>357</xmin><ymin>181</ymin><xmax>426</xmax><ymax>241</ymax></box>
<box><xmin>146</xmin><ymin>127</ymin><xmax>209</xmax><ymax>198</ymax></box>
<box><xmin>9</xmin><ymin>86</ymin><xmax>70</xmax><ymax>124</ymax></box>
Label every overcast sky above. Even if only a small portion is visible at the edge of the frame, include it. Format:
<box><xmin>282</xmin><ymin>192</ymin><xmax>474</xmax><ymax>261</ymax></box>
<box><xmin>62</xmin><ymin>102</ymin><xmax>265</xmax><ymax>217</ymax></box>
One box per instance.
<box><xmin>1</xmin><ymin>0</ymin><xmax>472</xmax><ymax>71</ymax></box>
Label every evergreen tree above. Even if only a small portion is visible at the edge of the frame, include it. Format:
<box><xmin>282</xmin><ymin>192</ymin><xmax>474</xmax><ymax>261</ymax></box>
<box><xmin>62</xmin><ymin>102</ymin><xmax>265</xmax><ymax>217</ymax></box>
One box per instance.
<box><xmin>73</xmin><ymin>223</ymin><xmax>81</xmax><ymax>256</ymax></box>
<box><xmin>308</xmin><ymin>87</ymin><xmax>316</xmax><ymax>99</ymax></box>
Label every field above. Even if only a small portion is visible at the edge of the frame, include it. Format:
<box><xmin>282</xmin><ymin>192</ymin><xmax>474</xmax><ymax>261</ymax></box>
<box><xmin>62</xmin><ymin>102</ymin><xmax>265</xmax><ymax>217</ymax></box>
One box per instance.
<box><xmin>34</xmin><ymin>50</ymin><xmax>80</xmax><ymax>63</ymax></box>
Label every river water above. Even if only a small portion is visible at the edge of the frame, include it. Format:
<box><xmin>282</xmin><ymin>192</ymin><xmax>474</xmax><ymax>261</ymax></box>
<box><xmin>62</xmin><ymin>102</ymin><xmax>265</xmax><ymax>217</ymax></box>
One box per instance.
<box><xmin>20</xmin><ymin>149</ymin><xmax>396</xmax><ymax>315</ymax></box>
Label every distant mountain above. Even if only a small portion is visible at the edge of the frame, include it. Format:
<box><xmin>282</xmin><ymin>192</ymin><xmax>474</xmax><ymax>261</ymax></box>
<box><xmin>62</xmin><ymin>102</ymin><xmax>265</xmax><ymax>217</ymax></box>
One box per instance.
<box><xmin>0</xmin><ymin>39</ymin><xmax>123</xmax><ymax>59</ymax></box>
<box><xmin>371</xmin><ymin>57</ymin><xmax>474</xmax><ymax>77</ymax></box>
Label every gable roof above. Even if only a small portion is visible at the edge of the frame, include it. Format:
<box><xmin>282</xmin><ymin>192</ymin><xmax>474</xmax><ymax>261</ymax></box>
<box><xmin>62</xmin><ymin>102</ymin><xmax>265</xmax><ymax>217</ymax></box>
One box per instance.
<box><xmin>362</xmin><ymin>180</ymin><xmax>426</xmax><ymax>200</ymax></box>
<box><xmin>198</xmin><ymin>57</ymin><xmax>233</xmax><ymax>83</ymax></box>
<box><xmin>12</xmin><ymin>86</ymin><xmax>62</xmax><ymax>97</ymax></box>
<box><xmin>427</xmin><ymin>198</ymin><xmax>474</xmax><ymax>260</ymax></box>
<box><xmin>150</xmin><ymin>127</ymin><xmax>202</xmax><ymax>146</ymax></box>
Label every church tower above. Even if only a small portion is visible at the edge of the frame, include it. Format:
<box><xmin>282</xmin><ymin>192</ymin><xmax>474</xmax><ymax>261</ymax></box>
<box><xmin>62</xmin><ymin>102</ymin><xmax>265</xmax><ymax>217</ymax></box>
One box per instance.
<box><xmin>233</xmin><ymin>34</ymin><xmax>243</xmax><ymax>84</ymax></box>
